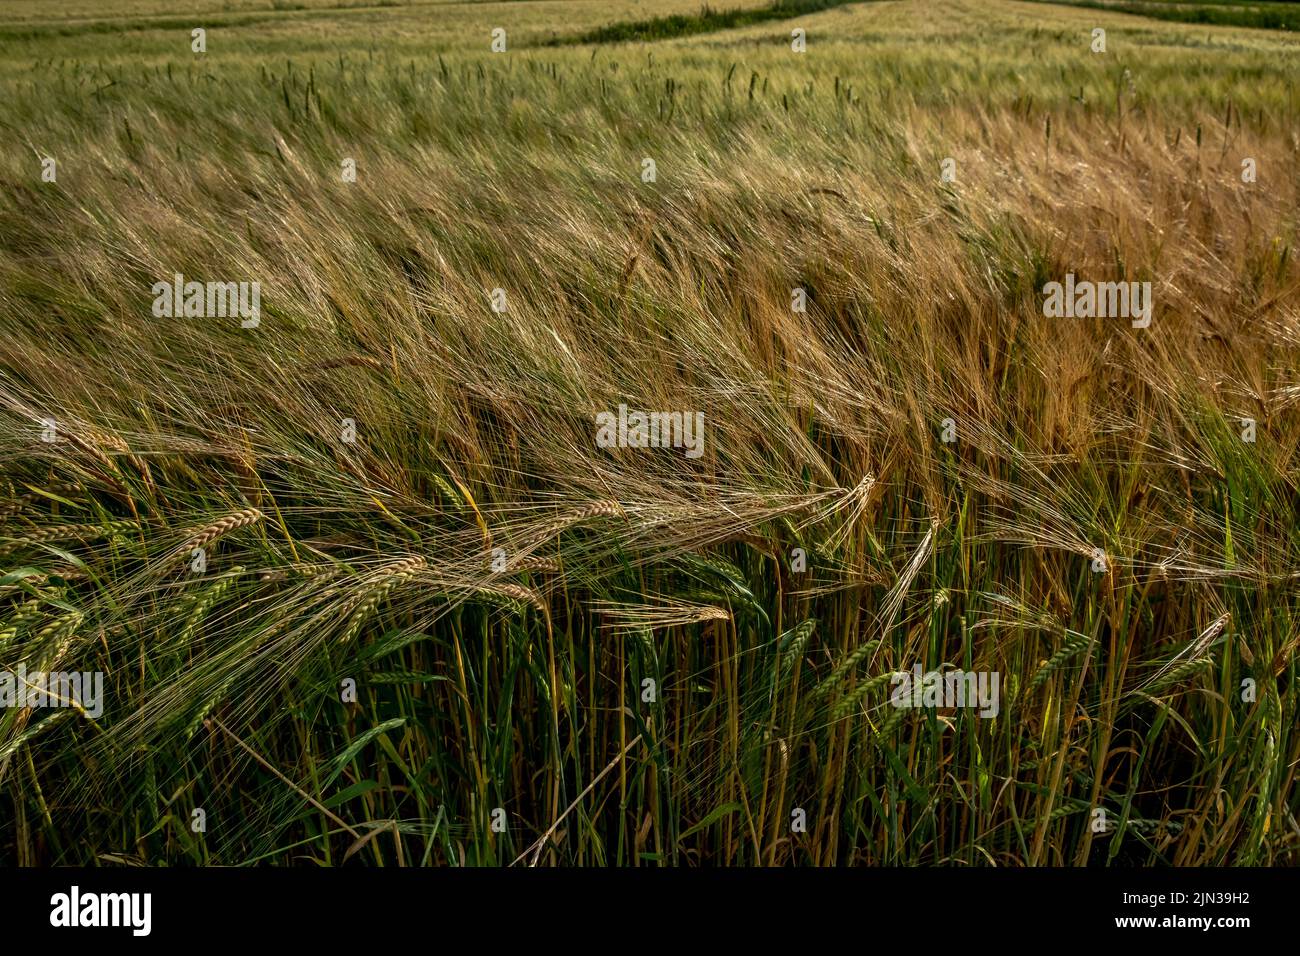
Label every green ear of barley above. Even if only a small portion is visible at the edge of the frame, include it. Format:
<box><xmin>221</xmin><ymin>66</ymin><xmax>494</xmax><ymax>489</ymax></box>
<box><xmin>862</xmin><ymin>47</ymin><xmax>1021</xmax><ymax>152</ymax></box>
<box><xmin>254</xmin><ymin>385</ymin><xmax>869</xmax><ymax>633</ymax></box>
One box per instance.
<box><xmin>831</xmin><ymin>671</ymin><xmax>896</xmax><ymax>720</ymax></box>
<box><xmin>810</xmin><ymin>638</ymin><xmax>883</xmax><ymax>703</ymax></box>
<box><xmin>431</xmin><ymin>475</ymin><xmax>463</xmax><ymax>512</ymax></box>
<box><xmin>339</xmin><ymin>556</ymin><xmax>427</xmax><ymax>646</ymax></box>
<box><xmin>1</xmin><ymin>518</ymin><xmax>140</xmax><ymax>551</ymax></box>
<box><xmin>176</xmin><ymin>568</ymin><xmax>243</xmax><ymax>648</ymax></box>
<box><xmin>0</xmin><ymin>596</ymin><xmax>51</xmax><ymax>652</ymax></box>
<box><xmin>358</xmin><ymin>629</ymin><xmax>433</xmax><ymax>665</ymax></box>
<box><xmin>1145</xmin><ymin>656</ymin><xmax>1214</xmax><ymax>696</ymax></box>
<box><xmin>184</xmin><ymin>671</ymin><xmax>242</xmax><ymax>742</ymax></box>
<box><xmin>0</xmin><ymin>710</ymin><xmax>74</xmax><ymax>765</ymax></box>
<box><xmin>633</xmin><ymin>626</ymin><xmax>657</xmax><ymax>673</ymax></box>
<box><xmin>777</xmin><ymin>619</ymin><xmax>816</xmax><ymax>683</ymax></box>
<box><xmin>1026</xmin><ymin>632</ymin><xmax>1096</xmax><ymax>696</ymax></box>
<box><xmin>679</xmin><ymin>552</ymin><xmax>748</xmax><ymax>587</ymax></box>
<box><xmin>366</xmin><ymin>670</ymin><xmax>447</xmax><ymax>685</ymax></box>
<box><xmin>30</xmin><ymin>610</ymin><xmax>86</xmax><ymax>671</ymax></box>
<box><xmin>872</xmin><ymin>697</ymin><xmax>910</xmax><ymax>738</ymax></box>
<box><xmin>259</xmin><ymin>562</ymin><xmax>337</xmax><ymax>583</ymax></box>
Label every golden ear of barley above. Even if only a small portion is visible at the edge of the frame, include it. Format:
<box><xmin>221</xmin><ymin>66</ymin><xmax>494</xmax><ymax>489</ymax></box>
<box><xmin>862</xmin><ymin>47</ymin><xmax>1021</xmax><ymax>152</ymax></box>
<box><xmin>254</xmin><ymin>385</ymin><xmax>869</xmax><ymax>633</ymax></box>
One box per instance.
<box><xmin>480</xmin><ymin>582</ymin><xmax>547</xmax><ymax>613</ymax></box>
<box><xmin>378</xmin><ymin>556</ymin><xmax>427</xmax><ymax>578</ymax></box>
<box><xmin>1</xmin><ymin>482</ymin><xmax>87</xmax><ymax>518</ymax></box>
<box><xmin>178</xmin><ymin>508</ymin><xmax>265</xmax><ymax>555</ymax></box>
<box><xmin>1236</xmin><ymin>633</ymin><xmax>1255</xmax><ymax>667</ymax></box>
<box><xmin>1</xmin><ymin>493</ymin><xmax>35</xmax><ymax>518</ymax></box>
<box><xmin>15</xmin><ymin>567</ymin><xmax>88</xmax><ymax>587</ymax></box>
<box><xmin>338</xmin><ymin>556</ymin><xmax>428</xmax><ymax>646</ymax></box>
<box><xmin>60</xmin><ymin>429</ymin><xmax>133</xmax><ymax>485</ymax></box>
<box><xmin>507</xmin><ymin>555</ymin><xmax>562</xmax><ymax>573</ymax></box>
<box><xmin>76</xmin><ymin>424</ymin><xmax>128</xmax><ymax>453</ymax></box>
<box><xmin>529</xmin><ymin>500</ymin><xmax>622</xmax><ymax>542</ymax></box>
<box><xmin>72</xmin><ymin>425</ymin><xmax>155</xmax><ymax>494</ymax></box>
<box><xmin>597</xmin><ymin>602</ymin><xmax>729</xmax><ymax>630</ymax></box>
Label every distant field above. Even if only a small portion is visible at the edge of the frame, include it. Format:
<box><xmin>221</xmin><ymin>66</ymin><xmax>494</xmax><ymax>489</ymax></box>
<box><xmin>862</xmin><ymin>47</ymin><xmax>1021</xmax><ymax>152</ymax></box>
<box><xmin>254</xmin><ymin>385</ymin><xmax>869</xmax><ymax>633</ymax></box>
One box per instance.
<box><xmin>1</xmin><ymin>0</ymin><xmax>1297</xmax><ymax>868</ymax></box>
<box><xmin>1021</xmin><ymin>0</ymin><xmax>1300</xmax><ymax>31</ymax></box>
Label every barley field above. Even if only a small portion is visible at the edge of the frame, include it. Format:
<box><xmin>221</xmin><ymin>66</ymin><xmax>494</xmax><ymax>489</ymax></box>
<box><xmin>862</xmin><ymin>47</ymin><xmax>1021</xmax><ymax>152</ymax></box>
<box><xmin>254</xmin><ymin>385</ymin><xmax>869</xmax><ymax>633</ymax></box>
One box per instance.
<box><xmin>1</xmin><ymin>0</ymin><xmax>1298</xmax><ymax>867</ymax></box>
